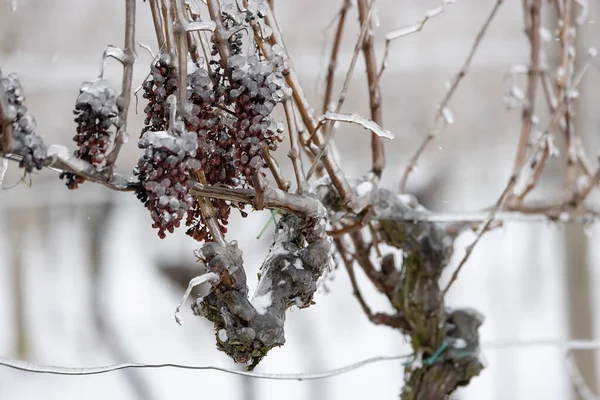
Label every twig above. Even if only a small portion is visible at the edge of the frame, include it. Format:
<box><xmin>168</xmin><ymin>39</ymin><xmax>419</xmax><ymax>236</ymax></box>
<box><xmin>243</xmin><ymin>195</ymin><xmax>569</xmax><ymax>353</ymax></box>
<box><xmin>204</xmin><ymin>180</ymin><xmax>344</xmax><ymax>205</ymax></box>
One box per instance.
<box><xmin>322</xmin><ymin>0</ymin><xmax>352</xmax><ymax>114</ymax></box>
<box><xmin>512</xmin><ymin>144</ymin><xmax>549</xmax><ymax>203</ymax></box>
<box><xmin>149</xmin><ymin>0</ymin><xmax>166</xmax><ymax>48</ymax></box>
<box><xmin>440</xmin><ymin>179</ymin><xmax>515</xmax><ymax>300</ymax></box>
<box><xmin>398</xmin><ymin>0</ymin><xmax>504</xmax><ymax>193</ymax></box>
<box><xmin>349</xmin><ymin>230</ymin><xmax>391</xmax><ymax>296</ymax></box>
<box><xmin>305</xmin><ymin>3</ymin><xmax>374</xmax><ymax>180</ymax></box>
<box><xmin>515</xmin><ymin>47</ymin><xmax>597</xmax><ymax>186</ymax></box>
<box><xmin>557</xmin><ymin>0</ymin><xmax>578</xmax><ymax>192</ymax></box>
<box><xmin>571</xmin><ymin>163</ymin><xmax>600</xmax><ymax>206</ymax></box>
<box><xmin>511</xmin><ymin>0</ymin><xmax>541</xmax><ymax>179</ymax></box>
<box><xmin>440</xmin><ymin>49</ymin><xmax>596</xmax><ymax>299</ymax></box>
<box><xmin>261</xmin><ymin>144</ymin><xmax>289</xmax><ymax>191</ymax></box>
<box><xmin>328</xmin><ymin>222</ymin><xmax>365</xmax><ymax>238</ymax></box>
<box><xmin>356</xmin><ymin>0</ymin><xmax>385</xmax><ymax>178</ymax></box>
<box><xmin>378</xmin><ymin>1</ymin><xmax>458</xmax><ymax>86</ymax></box>
<box><xmin>565</xmin><ymin>352</ymin><xmax>600</xmax><ymax>400</ymax></box>
<box><xmin>104</xmin><ymin>0</ymin><xmax>136</xmax><ymax>171</ymax></box>
<box><xmin>576</xmin><ymin>140</ymin><xmax>595</xmax><ymax>180</ymax></box>
<box><xmin>336</xmin><ymin>237</ymin><xmax>409</xmax><ymax>330</ymax></box>
<box><xmin>540</xmin><ymin>68</ymin><xmax>559</xmax><ymax>111</ymax></box>
<box><xmin>283</xmin><ymin>100</ymin><xmax>307</xmax><ymax>193</ymax></box>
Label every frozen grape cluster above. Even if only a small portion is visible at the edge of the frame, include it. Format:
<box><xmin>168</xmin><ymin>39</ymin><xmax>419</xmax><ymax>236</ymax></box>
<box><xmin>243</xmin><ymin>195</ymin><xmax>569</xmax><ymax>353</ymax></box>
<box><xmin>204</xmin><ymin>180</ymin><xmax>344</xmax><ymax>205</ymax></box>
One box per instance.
<box><xmin>0</xmin><ymin>73</ymin><xmax>47</xmax><ymax>172</ymax></box>
<box><xmin>60</xmin><ymin>79</ymin><xmax>117</xmax><ymax>189</ymax></box>
<box><xmin>226</xmin><ymin>53</ymin><xmax>287</xmax><ymax>178</ymax></box>
<box><xmin>142</xmin><ymin>54</ymin><xmax>178</xmax><ymax>135</ymax></box>
<box><xmin>134</xmin><ymin>120</ymin><xmax>201</xmax><ymax>239</ymax></box>
<box><xmin>136</xmin><ymin>6</ymin><xmax>291</xmax><ymax>241</ymax></box>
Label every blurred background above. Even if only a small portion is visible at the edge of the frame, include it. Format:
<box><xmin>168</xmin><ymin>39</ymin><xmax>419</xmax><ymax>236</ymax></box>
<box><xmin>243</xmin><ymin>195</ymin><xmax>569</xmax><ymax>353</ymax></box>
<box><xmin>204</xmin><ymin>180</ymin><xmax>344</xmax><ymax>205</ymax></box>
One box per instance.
<box><xmin>1</xmin><ymin>0</ymin><xmax>600</xmax><ymax>399</ymax></box>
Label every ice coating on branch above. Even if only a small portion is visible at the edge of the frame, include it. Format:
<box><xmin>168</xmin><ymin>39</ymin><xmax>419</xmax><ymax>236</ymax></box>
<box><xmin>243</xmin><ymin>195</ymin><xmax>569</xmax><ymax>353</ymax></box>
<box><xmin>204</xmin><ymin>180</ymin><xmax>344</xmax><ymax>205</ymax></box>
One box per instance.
<box><xmin>191</xmin><ymin>215</ymin><xmax>331</xmax><ymax>368</ymax></box>
<box><xmin>77</xmin><ymin>79</ymin><xmax>117</xmax><ymax>118</ymax></box>
<box><xmin>251</xmin><ymin>291</ymin><xmax>273</xmax><ymax>315</ymax></box>
<box><xmin>0</xmin><ymin>72</ymin><xmax>47</xmax><ymax>172</ymax></box>
<box><xmin>0</xmin><ymin>158</ymin><xmax>7</xmax><ymax>186</ymax></box>
<box><xmin>247</xmin><ymin>0</ymin><xmax>268</xmax><ymax>18</ymax></box>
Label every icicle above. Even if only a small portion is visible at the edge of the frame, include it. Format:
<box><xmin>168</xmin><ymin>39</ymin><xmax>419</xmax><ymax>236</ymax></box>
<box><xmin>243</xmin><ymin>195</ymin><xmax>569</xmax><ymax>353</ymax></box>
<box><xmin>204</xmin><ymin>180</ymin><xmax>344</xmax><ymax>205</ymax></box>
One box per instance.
<box><xmin>0</xmin><ymin>158</ymin><xmax>7</xmax><ymax>187</ymax></box>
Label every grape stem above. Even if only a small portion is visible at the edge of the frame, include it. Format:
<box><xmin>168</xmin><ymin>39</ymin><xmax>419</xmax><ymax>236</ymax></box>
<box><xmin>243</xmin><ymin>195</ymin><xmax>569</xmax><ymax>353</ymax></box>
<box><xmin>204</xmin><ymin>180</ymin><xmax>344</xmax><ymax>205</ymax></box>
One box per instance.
<box><xmin>104</xmin><ymin>0</ymin><xmax>136</xmax><ymax>173</ymax></box>
<box><xmin>194</xmin><ymin>171</ymin><xmax>227</xmax><ymax>247</ymax></box>
<box><xmin>206</xmin><ymin>0</ymin><xmax>232</xmax><ymax>81</ymax></box>
<box><xmin>261</xmin><ymin>143</ymin><xmax>289</xmax><ymax>191</ymax></box>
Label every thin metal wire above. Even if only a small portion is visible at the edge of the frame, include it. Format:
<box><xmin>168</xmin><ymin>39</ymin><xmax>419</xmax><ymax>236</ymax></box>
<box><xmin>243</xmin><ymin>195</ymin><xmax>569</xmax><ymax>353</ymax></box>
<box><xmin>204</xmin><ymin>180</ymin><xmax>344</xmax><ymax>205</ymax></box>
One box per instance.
<box><xmin>3</xmin><ymin>339</ymin><xmax>600</xmax><ymax>379</ymax></box>
<box><xmin>0</xmin><ymin>353</ymin><xmax>411</xmax><ymax>380</ymax></box>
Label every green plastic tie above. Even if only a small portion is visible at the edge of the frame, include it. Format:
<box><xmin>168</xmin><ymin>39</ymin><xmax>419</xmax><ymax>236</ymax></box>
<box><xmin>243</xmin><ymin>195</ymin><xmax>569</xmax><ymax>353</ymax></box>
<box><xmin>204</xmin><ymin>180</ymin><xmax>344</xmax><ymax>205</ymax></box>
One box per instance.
<box><xmin>402</xmin><ymin>342</ymin><xmax>450</xmax><ymax>367</ymax></box>
<box><xmin>423</xmin><ymin>342</ymin><xmax>449</xmax><ymax>366</ymax></box>
<box><xmin>256</xmin><ymin>210</ymin><xmax>278</xmax><ymax>240</ymax></box>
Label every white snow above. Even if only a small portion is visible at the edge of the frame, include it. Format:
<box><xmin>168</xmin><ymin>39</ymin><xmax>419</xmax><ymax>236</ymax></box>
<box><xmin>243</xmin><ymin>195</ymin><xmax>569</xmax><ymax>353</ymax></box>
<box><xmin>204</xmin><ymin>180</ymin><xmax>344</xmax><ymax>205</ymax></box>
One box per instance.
<box><xmin>441</xmin><ymin>107</ymin><xmax>454</xmax><ymax>125</ymax></box>
<box><xmin>251</xmin><ymin>291</ymin><xmax>273</xmax><ymax>315</ymax></box>
<box><xmin>217</xmin><ymin>329</ymin><xmax>228</xmax><ymax>343</ymax></box>
<box><xmin>47</xmin><ymin>144</ymin><xmax>70</xmax><ymax>159</ymax></box>
<box><xmin>294</xmin><ymin>297</ymin><xmax>304</xmax><ymax>307</ymax></box>
<box><xmin>293</xmin><ymin>258</ymin><xmax>304</xmax><ymax>270</ymax></box>
<box><xmin>355</xmin><ymin>181</ymin><xmax>373</xmax><ymax>197</ymax></box>
<box><xmin>513</xmin><ymin>150</ymin><xmax>541</xmax><ymax>197</ymax></box>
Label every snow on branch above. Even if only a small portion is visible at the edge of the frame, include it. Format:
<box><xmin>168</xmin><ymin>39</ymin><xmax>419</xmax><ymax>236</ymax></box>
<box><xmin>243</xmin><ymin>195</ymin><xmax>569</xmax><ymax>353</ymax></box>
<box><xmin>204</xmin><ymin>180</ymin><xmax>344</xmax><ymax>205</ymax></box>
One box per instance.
<box><xmin>190</xmin><ymin>214</ymin><xmax>331</xmax><ymax>368</ymax></box>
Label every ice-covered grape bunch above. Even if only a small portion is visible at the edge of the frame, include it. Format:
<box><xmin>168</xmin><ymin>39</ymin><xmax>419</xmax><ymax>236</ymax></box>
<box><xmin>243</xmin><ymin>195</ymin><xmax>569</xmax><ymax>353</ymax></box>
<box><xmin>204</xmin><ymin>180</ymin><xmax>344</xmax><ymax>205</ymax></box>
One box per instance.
<box><xmin>226</xmin><ymin>53</ymin><xmax>287</xmax><ymax>179</ymax></box>
<box><xmin>142</xmin><ymin>54</ymin><xmax>178</xmax><ymax>135</ymax></box>
<box><xmin>136</xmin><ymin>6</ymin><xmax>292</xmax><ymax>241</ymax></box>
<box><xmin>0</xmin><ymin>73</ymin><xmax>47</xmax><ymax>172</ymax></box>
<box><xmin>61</xmin><ymin>79</ymin><xmax>117</xmax><ymax>189</ymax></box>
<box><xmin>134</xmin><ymin>119</ymin><xmax>201</xmax><ymax>239</ymax></box>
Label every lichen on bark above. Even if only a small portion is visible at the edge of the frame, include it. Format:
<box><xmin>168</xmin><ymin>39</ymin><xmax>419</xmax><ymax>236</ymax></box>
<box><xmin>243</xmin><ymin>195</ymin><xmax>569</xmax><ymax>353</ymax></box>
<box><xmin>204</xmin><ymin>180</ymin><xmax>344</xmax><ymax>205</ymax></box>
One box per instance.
<box><xmin>371</xmin><ymin>189</ymin><xmax>484</xmax><ymax>399</ymax></box>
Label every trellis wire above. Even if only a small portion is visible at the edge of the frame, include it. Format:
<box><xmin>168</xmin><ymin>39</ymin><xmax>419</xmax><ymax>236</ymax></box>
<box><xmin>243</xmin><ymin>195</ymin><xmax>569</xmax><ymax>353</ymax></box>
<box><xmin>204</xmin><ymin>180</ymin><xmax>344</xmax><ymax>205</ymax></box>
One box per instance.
<box><xmin>3</xmin><ymin>339</ymin><xmax>600</xmax><ymax>379</ymax></box>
